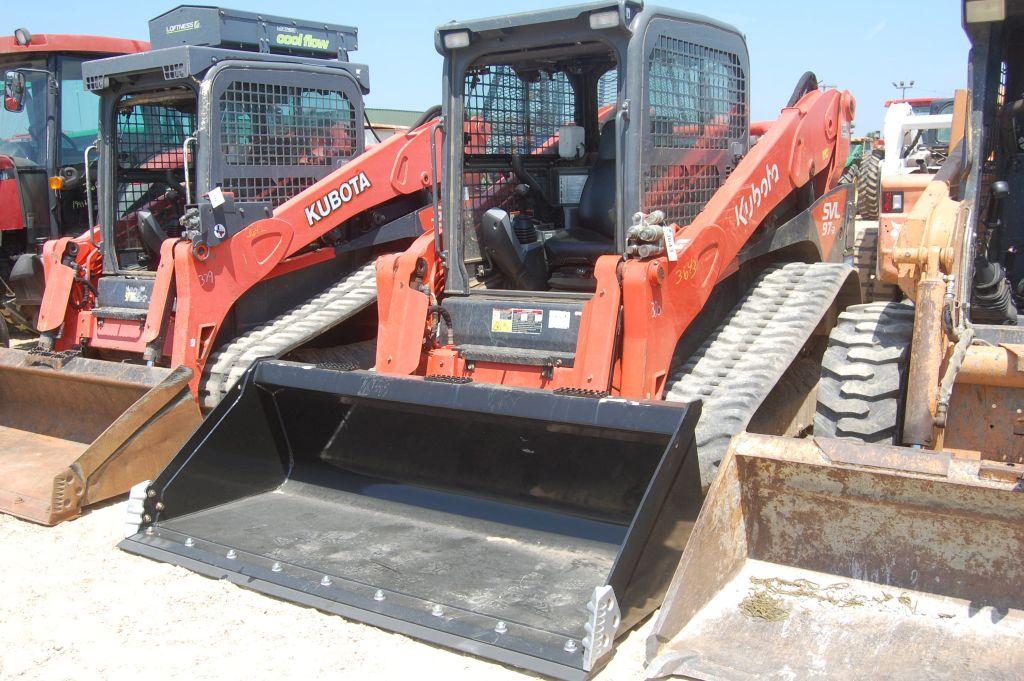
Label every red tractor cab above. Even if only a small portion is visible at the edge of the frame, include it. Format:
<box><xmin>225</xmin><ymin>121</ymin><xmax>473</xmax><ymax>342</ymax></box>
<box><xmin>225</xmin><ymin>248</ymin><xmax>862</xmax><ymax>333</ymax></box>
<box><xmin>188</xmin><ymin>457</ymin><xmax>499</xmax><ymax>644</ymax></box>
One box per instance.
<box><xmin>1</xmin><ymin>30</ymin><xmax>148</xmax><ymax>333</ymax></box>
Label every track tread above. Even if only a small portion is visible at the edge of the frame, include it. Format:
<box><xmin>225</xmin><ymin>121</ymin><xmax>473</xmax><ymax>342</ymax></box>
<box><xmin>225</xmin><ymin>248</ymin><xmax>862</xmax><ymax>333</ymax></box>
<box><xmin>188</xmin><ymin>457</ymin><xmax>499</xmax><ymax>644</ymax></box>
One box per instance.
<box><xmin>852</xmin><ymin>222</ymin><xmax>900</xmax><ymax>303</ymax></box>
<box><xmin>856</xmin><ymin>153</ymin><xmax>881</xmax><ymax>219</ymax></box>
<box><xmin>200</xmin><ymin>262</ymin><xmax>379</xmax><ymax>409</ymax></box>
<box><xmin>813</xmin><ymin>301</ymin><xmax>914</xmax><ymax>444</ymax></box>
<box><xmin>664</xmin><ymin>261</ymin><xmax>856</xmax><ymax>488</ymax></box>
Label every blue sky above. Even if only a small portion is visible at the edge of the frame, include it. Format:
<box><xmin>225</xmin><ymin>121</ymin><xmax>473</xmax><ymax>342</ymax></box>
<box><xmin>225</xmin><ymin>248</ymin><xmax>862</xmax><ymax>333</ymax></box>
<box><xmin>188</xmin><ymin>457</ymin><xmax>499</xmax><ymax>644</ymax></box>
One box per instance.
<box><xmin>9</xmin><ymin>1</ymin><xmax>968</xmax><ymax>132</ymax></box>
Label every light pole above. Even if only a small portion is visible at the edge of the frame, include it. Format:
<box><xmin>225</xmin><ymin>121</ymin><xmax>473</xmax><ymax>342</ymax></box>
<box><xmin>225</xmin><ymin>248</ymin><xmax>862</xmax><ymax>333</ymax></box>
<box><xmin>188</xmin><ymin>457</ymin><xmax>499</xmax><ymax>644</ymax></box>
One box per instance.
<box><xmin>892</xmin><ymin>80</ymin><xmax>915</xmax><ymax>99</ymax></box>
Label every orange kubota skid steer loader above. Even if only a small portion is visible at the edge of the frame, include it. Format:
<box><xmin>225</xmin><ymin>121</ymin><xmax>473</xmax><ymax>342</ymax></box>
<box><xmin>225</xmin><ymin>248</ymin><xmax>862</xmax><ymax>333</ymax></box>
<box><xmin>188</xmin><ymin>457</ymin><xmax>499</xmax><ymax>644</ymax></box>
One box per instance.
<box><xmin>0</xmin><ymin>5</ymin><xmax>440</xmax><ymax>525</ymax></box>
<box><xmin>646</xmin><ymin>3</ymin><xmax>1024</xmax><ymax>679</ymax></box>
<box><xmin>121</xmin><ymin>3</ymin><xmax>864</xmax><ymax>678</ymax></box>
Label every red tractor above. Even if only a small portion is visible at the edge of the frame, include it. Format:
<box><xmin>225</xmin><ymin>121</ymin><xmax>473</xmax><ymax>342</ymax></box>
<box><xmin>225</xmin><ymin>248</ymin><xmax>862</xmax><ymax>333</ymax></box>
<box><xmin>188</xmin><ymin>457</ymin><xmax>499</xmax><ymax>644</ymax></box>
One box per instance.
<box><xmin>0</xmin><ymin>29</ymin><xmax>148</xmax><ymax>336</ymax></box>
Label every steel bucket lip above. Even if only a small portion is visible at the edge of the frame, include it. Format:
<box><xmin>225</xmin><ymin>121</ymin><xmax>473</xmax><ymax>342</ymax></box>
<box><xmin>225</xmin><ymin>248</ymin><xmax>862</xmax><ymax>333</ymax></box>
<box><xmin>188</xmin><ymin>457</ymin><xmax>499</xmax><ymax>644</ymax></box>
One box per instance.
<box><xmin>121</xmin><ymin>527</ymin><xmax>594</xmax><ymax>681</ymax></box>
<box><xmin>252</xmin><ymin>360</ymin><xmax>691</xmax><ymax>437</ymax></box>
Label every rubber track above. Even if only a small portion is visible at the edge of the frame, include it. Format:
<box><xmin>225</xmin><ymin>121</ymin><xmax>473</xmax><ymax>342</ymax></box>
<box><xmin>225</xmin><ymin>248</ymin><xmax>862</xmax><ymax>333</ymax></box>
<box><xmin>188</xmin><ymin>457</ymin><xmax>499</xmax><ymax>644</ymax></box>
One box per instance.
<box><xmin>200</xmin><ymin>262</ymin><xmax>378</xmax><ymax>410</ymax></box>
<box><xmin>814</xmin><ymin>301</ymin><xmax>915</xmax><ymax>443</ymax></box>
<box><xmin>663</xmin><ymin>262</ymin><xmax>855</xmax><ymax>489</ymax></box>
<box><xmin>853</xmin><ymin>222</ymin><xmax>899</xmax><ymax>303</ymax></box>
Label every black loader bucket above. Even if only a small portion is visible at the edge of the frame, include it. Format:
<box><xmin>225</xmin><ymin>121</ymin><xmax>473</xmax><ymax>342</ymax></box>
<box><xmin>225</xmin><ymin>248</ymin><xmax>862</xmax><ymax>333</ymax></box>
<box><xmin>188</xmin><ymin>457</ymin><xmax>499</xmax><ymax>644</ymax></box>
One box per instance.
<box><xmin>121</xmin><ymin>360</ymin><xmax>702</xmax><ymax>679</ymax></box>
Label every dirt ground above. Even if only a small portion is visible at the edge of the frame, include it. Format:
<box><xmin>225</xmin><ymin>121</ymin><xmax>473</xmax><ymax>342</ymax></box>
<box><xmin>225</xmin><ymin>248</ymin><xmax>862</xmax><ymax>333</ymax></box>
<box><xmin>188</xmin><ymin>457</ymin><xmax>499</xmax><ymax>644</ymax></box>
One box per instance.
<box><xmin>0</xmin><ymin>499</ymin><xmax>652</xmax><ymax>681</ymax></box>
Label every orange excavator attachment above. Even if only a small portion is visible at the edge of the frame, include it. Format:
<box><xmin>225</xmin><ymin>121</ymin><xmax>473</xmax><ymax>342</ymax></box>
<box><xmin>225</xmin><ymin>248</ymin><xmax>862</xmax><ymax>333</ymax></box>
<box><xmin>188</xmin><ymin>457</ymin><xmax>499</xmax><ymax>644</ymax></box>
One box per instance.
<box><xmin>0</xmin><ymin>347</ymin><xmax>200</xmax><ymax>525</ymax></box>
<box><xmin>646</xmin><ymin>432</ymin><xmax>1024</xmax><ymax>679</ymax></box>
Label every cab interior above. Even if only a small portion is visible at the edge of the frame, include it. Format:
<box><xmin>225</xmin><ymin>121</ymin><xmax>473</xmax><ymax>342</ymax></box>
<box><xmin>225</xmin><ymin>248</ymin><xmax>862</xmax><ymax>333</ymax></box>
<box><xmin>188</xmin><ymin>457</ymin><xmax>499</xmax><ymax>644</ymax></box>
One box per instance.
<box><xmin>458</xmin><ymin>43</ymin><xmax>620</xmax><ymax>292</ymax></box>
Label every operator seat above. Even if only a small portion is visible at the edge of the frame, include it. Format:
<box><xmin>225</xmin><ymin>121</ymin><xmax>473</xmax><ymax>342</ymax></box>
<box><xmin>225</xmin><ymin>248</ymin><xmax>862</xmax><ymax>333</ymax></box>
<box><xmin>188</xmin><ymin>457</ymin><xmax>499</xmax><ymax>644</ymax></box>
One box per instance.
<box><xmin>544</xmin><ymin>121</ymin><xmax>618</xmax><ymax>267</ymax></box>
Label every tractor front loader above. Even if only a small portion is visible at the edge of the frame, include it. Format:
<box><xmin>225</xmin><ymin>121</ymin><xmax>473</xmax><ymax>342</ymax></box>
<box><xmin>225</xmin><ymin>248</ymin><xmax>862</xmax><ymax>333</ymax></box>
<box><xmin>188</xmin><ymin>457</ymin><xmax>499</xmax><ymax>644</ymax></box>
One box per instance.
<box><xmin>646</xmin><ymin>3</ymin><xmax>1024</xmax><ymax>678</ymax></box>
<box><xmin>0</xmin><ymin>5</ymin><xmax>439</xmax><ymax>525</ymax></box>
<box><xmin>121</xmin><ymin>3</ymin><xmax>862</xmax><ymax>678</ymax></box>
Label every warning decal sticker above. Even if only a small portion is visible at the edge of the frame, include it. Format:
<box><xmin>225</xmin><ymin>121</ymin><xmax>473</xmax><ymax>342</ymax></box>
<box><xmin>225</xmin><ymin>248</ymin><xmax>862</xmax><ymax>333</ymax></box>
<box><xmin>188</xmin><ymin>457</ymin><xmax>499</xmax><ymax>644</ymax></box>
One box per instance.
<box><xmin>548</xmin><ymin>309</ymin><xmax>571</xmax><ymax>330</ymax></box>
<box><xmin>491</xmin><ymin>308</ymin><xmax>544</xmax><ymax>334</ymax></box>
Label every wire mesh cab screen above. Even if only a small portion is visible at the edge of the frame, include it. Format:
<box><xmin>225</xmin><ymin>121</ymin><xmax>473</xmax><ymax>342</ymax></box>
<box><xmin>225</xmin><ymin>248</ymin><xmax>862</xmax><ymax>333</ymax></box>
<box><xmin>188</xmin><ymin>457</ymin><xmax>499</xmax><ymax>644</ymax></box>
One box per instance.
<box><xmin>461</xmin><ymin>65</ymin><xmax>578</xmax><ymax>264</ymax></box>
<box><xmin>463</xmin><ymin>66</ymin><xmax>575</xmax><ymax>156</ymax></box>
<box><xmin>216</xmin><ymin>78</ymin><xmax>359</xmax><ymax>208</ymax></box>
<box><xmin>642</xmin><ymin>34</ymin><xmax>746</xmax><ymax>227</ymax></box>
<box><xmin>113</xmin><ymin>88</ymin><xmax>197</xmax><ymax>270</ymax></box>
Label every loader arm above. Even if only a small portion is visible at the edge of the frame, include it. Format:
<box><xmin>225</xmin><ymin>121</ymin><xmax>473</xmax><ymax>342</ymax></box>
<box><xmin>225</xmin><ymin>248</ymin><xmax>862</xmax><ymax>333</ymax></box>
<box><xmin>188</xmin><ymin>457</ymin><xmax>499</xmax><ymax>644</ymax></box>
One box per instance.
<box><xmin>617</xmin><ymin>87</ymin><xmax>854</xmax><ymax>397</ymax></box>
<box><xmin>166</xmin><ymin>121</ymin><xmax>438</xmax><ymax>393</ymax></box>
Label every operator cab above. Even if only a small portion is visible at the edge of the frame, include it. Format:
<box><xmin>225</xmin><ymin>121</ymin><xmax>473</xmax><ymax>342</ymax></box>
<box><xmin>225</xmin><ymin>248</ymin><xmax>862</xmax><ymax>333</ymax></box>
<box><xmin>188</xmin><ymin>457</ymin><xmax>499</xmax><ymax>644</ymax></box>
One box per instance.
<box><xmin>84</xmin><ymin>6</ymin><xmax>368</xmax><ymax>277</ymax></box>
<box><xmin>459</xmin><ymin>47</ymin><xmax>620</xmax><ymax>292</ymax></box>
<box><xmin>439</xmin><ymin>3</ymin><xmax>748</xmax><ymax>297</ymax></box>
<box><xmin>434</xmin><ymin>3</ymin><xmax>747</xmax><ymax>371</ymax></box>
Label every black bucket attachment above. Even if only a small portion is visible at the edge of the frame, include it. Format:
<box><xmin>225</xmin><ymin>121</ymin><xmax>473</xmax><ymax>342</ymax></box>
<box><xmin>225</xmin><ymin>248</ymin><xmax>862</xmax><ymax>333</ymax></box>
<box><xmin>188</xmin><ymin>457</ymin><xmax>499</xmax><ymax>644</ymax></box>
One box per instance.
<box><xmin>121</xmin><ymin>360</ymin><xmax>702</xmax><ymax>679</ymax></box>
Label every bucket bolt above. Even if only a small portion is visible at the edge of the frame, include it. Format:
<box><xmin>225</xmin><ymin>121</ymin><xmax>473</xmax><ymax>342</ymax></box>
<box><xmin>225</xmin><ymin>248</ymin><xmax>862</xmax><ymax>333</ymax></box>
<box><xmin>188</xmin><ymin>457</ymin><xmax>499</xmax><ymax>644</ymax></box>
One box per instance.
<box><xmin>320</xmin><ymin>575</ymin><xmax>332</xmax><ymax>586</ymax></box>
<box><xmin>271</xmin><ymin>562</ymin><xmax>283</xmax><ymax>573</ymax></box>
<box><xmin>494</xmin><ymin>621</ymin><xmax>508</xmax><ymax>634</ymax></box>
<box><xmin>563</xmin><ymin>639</ymin><xmax>578</xmax><ymax>653</ymax></box>
<box><xmin>226</xmin><ymin>549</ymin><xmax>237</xmax><ymax>559</ymax></box>
<box><xmin>431</xmin><ymin>604</ymin><xmax>444</xmax><ymax>617</ymax></box>
<box><xmin>373</xmin><ymin>590</ymin><xmax>385</xmax><ymax>602</ymax></box>
<box><xmin>184</xmin><ymin>537</ymin><xmax>195</xmax><ymax>547</ymax></box>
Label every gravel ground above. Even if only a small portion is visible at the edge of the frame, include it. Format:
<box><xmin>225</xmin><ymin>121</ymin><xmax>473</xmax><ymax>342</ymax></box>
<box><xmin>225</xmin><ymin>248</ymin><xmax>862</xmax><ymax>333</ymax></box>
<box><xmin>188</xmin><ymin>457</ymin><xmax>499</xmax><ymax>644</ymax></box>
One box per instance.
<box><xmin>0</xmin><ymin>500</ymin><xmax>652</xmax><ymax>681</ymax></box>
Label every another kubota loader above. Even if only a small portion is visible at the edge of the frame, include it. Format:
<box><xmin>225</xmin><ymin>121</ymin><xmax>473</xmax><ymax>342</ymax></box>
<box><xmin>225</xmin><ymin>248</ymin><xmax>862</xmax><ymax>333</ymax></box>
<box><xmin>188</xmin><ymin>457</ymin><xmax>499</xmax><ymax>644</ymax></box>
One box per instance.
<box><xmin>0</xmin><ymin>5</ymin><xmax>440</xmax><ymax>525</ymax></box>
<box><xmin>0</xmin><ymin>30</ymin><xmax>149</xmax><ymax>335</ymax></box>
<box><xmin>121</xmin><ymin>3</ymin><xmax>862</xmax><ymax>678</ymax></box>
<box><xmin>646</xmin><ymin>2</ymin><xmax>1024</xmax><ymax>679</ymax></box>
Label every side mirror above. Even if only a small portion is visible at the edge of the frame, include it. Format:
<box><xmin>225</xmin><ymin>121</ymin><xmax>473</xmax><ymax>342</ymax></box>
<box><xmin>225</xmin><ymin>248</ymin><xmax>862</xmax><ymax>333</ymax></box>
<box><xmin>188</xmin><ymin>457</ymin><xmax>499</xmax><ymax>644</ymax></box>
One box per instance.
<box><xmin>4</xmin><ymin>71</ymin><xmax>26</xmax><ymax>113</ymax></box>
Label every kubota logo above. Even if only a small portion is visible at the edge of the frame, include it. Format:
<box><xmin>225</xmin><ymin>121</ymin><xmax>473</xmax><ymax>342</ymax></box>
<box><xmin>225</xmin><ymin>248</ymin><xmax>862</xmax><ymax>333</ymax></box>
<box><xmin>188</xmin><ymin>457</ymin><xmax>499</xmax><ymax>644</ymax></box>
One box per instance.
<box><xmin>304</xmin><ymin>172</ymin><xmax>372</xmax><ymax>226</ymax></box>
<box><xmin>734</xmin><ymin>163</ymin><xmax>780</xmax><ymax>228</ymax></box>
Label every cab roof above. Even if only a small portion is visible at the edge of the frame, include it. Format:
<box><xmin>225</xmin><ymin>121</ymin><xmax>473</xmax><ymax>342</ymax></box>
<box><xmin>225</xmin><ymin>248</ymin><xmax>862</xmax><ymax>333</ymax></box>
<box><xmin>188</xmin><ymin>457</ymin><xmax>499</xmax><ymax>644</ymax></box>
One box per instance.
<box><xmin>0</xmin><ymin>33</ymin><xmax>148</xmax><ymax>57</ymax></box>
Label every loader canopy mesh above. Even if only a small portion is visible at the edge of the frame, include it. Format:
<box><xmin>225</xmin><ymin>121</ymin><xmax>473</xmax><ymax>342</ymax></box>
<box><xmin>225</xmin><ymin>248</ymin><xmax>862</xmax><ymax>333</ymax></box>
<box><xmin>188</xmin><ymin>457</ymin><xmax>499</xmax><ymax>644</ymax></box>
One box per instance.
<box><xmin>113</xmin><ymin>88</ymin><xmax>196</xmax><ymax>270</ymax></box>
<box><xmin>218</xmin><ymin>81</ymin><xmax>357</xmax><ymax>208</ymax></box>
<box><xmin>458</xmin><ymin>49</ymin><xmax>618</xmax><ymax>270</ymax></box>
<box><xmin>641</xmin><ymin>35</ymin><xmax>746</xmax><ymax>227</ymax></box>
<box><xmin>463</xmin><ymin>66</ymin><xmax>575</xmax><ymax>155</ymax></box>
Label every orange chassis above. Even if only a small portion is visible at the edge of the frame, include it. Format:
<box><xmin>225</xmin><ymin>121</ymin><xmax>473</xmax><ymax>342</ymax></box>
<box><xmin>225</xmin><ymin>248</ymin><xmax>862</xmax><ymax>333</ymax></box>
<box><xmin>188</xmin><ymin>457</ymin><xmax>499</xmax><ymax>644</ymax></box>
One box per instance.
<box><xmin>375</xmin><ymin>88</ymin><xmax>856</xmax><ymax>399</ymax></box>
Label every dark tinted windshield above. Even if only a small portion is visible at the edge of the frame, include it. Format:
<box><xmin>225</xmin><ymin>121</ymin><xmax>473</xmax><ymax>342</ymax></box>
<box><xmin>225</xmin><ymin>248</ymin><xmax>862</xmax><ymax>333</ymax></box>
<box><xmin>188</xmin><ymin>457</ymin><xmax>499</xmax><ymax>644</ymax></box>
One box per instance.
<box><xmin>0</xmin><ymin>57</ymin><xmax>49</xmax><ymax>166</ymax></box>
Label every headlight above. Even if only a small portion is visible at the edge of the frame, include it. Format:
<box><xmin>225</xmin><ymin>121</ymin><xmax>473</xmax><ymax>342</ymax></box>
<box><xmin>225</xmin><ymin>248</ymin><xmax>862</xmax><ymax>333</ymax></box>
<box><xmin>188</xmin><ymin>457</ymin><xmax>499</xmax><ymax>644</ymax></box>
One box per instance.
<box><xmin>443</xmin><ymin>31</ymin><xmax>471</xmax><ymax>50</ymax></box>
<box><xmin>589</xmin><ymin>10</ymin><xmax>620</xmax><ymax>29</ymax></box>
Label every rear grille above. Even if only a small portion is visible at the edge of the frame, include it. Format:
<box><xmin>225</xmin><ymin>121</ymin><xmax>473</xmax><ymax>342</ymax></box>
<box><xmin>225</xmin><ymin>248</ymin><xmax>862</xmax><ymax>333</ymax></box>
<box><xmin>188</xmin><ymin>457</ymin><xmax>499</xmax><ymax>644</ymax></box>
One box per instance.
<box><xmin>85</xmin><ymin>75</ymin><xmax>108</xmax><ymax>92</ymax></box>
<box><xmin>162</xmin><ymin>63</ymin><xmax>187</xmax><ymax>80</ymax></box>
